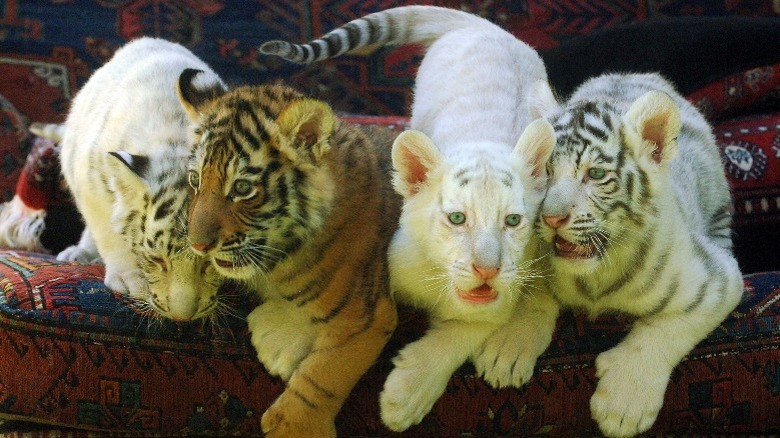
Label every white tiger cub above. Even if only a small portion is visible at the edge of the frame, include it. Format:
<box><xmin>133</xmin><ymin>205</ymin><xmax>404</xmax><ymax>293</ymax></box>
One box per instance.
<box><xmin>260</xmin><ymin>5</ymin><xmax>553</xmax><ymax>431</ymax></box>
<box><xmin>476</xmin><ymin>73</ymin><xmax>744</xmax><ymax>437</ymax></box>
<box><xmin>58</xmin><ymin>37</ymin><xmax>227</xmax><ymax>322</ymax></box>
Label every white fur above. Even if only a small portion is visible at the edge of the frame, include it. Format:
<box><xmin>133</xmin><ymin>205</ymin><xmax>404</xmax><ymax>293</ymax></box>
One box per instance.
<box><xmin>58</xmin><ymin>37</ymin><xmax>227</xmax><ymax>322</ymax></box>
<box><xmin>378</xmin><ymin>8</ymin><xmax>551</xmax><ymax>432</ymax></box>
<box><xmin>261</xmin><ymin>7</ymin><xmax>554</xmax><ymax>429</ymax></box>
<box><xmin>480</xmin><ymin>73</ymin><xmax>743</xmax><ymax>437</ymax></box>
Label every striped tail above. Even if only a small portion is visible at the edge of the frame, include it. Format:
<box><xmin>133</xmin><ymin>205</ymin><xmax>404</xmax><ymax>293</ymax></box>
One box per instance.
<box><xmin>29</xmin><ymin>122</ymin><xmax>66</xmax><ymax>142</ymax></box>
<box><xmin>259</xmin><ymin>5</ymin><xmax>500</xmax><ymax>64</ymax></box>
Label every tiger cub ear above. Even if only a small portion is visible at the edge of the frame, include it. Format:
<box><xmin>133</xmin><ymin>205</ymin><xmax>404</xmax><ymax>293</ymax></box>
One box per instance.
<box><xmin>513</xmin><ymin>118</ymin><xmax>556</xmax><ymax>179</ymax></box>
<box><xmin>275</xmin><ymin>98</ymin><xmax>335</xmax><ymax>165</ymax></box>
<box><xmin>527</xmin><ymin>80</ymin><xmax>560</xmax><ymax>120</ymax></box>
<box><xmin>177</xmin><ymin>68</ymin><xmax>228</xmax><ymax>121</ymax></box>
<box><xmin>108</xmin><ymin>151</ymin><xmax>152</xmax><ymax>191</ymax></box>
<box><xmin>623</xmin><ymin>90</ymin><xmax>681</xmax><ymax>166</ymax></box>
<box><xmin>391</xmin><ymin>130</ymin><xmax>443</xmax><ymax>197</ymax></box>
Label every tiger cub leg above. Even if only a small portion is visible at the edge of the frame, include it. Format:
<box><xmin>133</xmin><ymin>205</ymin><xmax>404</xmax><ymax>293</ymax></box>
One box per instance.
<box><xmin>63</xmin><ymin>223</ymin><xmax>147</xmax><ymax>295</ymax></box>
<box><xmin>260</xmin><ymin>293</ymin><xmax>397</xmax><ymax>438</ymax></box>
<box><xmin>473</xmin><ymin>291</ymin><xmax>560</xmax><ymax>388</ymax></box>
<box><xmin>247</xmin><ymin>299</ymin><xmax>316</xmax><ymax>381</ymax></box>
<box><xmin>590</xmin><ymin>254</ymin><xmax>743</xmax><ymax>437</ymax></box>
<box><xmin>380</xmin><ymin>320</ymin><xmax>499</xmax><ymax>432</ymax></box>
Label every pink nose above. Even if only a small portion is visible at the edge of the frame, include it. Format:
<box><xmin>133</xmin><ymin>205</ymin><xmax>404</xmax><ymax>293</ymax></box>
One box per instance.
<box><xmin>190</xmin><ymin>241</ymin><xmax>215</xmax><ymax>253</ymax></box>
<box><xmin>473</xmin><ymin>265</ymin><xmax>499</xmax><ymax>281</ymax></box>
<box><xmin>543</xmin><ymin>214</ymin><xmax>570</xmax><ymax>229</ymax></box>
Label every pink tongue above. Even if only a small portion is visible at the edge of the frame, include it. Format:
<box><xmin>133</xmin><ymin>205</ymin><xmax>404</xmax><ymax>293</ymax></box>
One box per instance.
<box><xmin>471</xmin><ymin>284</ymin><xmax>494</xmax><ymax>296</ymax></box>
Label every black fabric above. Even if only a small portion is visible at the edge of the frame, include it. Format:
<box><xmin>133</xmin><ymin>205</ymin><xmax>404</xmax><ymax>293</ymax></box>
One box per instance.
<box><xmin>541</xmin><ymin>17</ymin><xmax>780</xmax><ymax>98</ymax></box>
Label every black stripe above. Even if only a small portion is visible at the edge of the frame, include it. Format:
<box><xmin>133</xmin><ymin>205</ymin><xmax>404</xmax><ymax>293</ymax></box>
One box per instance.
<box><xmin>311</xmin><ymin>287</ymin><xmax>354</xmax><ymax>324</ymax></box>
<box><xmin>154</xmin><ymin>197</ymin><xmax>176</xmax><ymax>221</ymax></box>
<box><xmin>365</xmin><ymin>15</ymin><xmax>380</xmax><ymax>44</ymax></box>
<box><xmin>310</xmin><ymin>41</ymin><xmax>322</xmax><ymax>59</ymax></box>
<box><xmin>646</xmin><ymin>274</ymin><xmax>678</xmax><ymax>317</ymax></box>
<box><xmin>301</xmin><ymin>373</ymin><xmax>336</xmax><ymax>399</ymax></box>
<box><xmin>685</xmin><ymin>280</ymin><xmax>709</xmax><ymax>313</ymax></box>
<box><xmin>323</xmin><ymin>33</ymin><xmax>342</xmax><ymax>57</ymax></box>
<box><xmin>344</xmin><ymin>23</ymin><xmax>362</xmax><ymax>50</ymax></box>
<box><xmin>290</xmin><ymin>389</ymin><xmax>318</xmax><ymax>410</ymax></box>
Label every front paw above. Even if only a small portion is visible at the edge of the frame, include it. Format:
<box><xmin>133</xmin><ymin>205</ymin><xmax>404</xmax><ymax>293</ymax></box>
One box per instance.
<box><xmin>57</xmin><ymin>245</ymin><xmax>101</xmax><ymax>264</ymax></box>
<box><xmin>248</xmin><ymin>304</ymin><xmax>315</xmax><ymax>381</ymax></box>
<box><xmin>262</xmin><ymin>392</ymin><xmax>336</xmax><ymax>438</ymax></box>
<box><xmin>590</xmin><ymin>348</ymin><xmax>669</xmax><ymax>438</ymax></box>
<box><xmin>104</xmin><ymin>267</ymin><xmax>148</xmax><ymax>296</ymax></box>
<box><xmin>473</xmin><ymin>330</ymin><xmax>538</xmax><ymax>389</ymax></box>
<box><xmin>380</xmin><ymin>350</ymin><xmax>449</xmax><ymax>432</ymax></box>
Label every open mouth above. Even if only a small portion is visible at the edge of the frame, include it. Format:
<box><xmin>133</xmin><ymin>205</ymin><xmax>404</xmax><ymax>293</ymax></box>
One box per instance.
<box><xmin>457</xmin><ymin>284</ymin><xmax>498</xmax><ymax>304</ymax></box>
<box><xmin>213</xmin><ymin>257</ymin><xmax>250</xmax><ymax>269</ymax></box>
<box><xmin>553</xmin><ymin>235</ymin><xmax>597</xmax><ymax>259</ymax></box>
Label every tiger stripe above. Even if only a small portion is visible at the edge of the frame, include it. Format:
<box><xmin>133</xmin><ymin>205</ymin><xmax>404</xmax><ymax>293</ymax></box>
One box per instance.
<box><xmin>179</xmin><ymin>77</ymin><xmax>401</xmax><ymax>436</ymax></box>
<box><xmin>536</xmin><ymin>73</ymin><xmax>743</xmax><ymax>437</ymax></box>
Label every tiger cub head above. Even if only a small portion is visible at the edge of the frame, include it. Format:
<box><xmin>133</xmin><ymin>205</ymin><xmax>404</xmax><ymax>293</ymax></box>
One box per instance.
<box><xmin>108</xmin><ymin>150</ymin><xmax>223</xmax><ymax>322</ymax></box>
<box><xmin>389</xmin><ymin>124</ymin><xmax>554</xmax><ymax>319</ymax></box>
<box><xmin>177</xmin><ymin>70</ymin><xmax>336</xmax><ymax>280</ymax></box>
<box><xmin>526</xmin><ymin>81</ymin><xmax>682</xmax><ymax>275</ymax></box>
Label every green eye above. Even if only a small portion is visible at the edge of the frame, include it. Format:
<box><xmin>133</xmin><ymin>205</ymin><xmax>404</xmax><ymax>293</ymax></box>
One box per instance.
<box><xmin>588</xmin><ymin>167</ymin><xmax>606</xmax><ymax>180</ymax></box>
<box><xmin>505</xmin><ymin>214</ymin><xmax>522</xmax><ymax>227</ymax></box>
<box><xmin>188</xmin><ymin>170</ymin><xmax>200</xmax><ymax>189</ymax></box>
<box><xmin>232</xmin><ymin>179</ymin><xmax>253</xmax><ymax>196</ymax></box>
<box><xmin>448</xmin><ymin>212</ymin><xmax>466</xmax><ymax>225</ymax></box>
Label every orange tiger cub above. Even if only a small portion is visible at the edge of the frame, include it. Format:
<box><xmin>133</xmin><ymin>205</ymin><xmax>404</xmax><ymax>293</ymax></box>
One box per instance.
<box><xmin>177</xmin><ymin>72</ymin><xmax>401</xmax><ymax>437</ymax></box>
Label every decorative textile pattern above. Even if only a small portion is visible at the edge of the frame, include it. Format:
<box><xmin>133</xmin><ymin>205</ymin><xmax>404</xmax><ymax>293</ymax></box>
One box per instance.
<box><xmin>690</xmin><ymin>62</ymin><xmax>780</xmax><ymax>121</ymax></box>
<box><xmin>0</xmin><ymin>248</ymin><xmax>778</xmax><ymax>436</ymax></box>
<box><xmin>715</xmin><ymin>111</ymin><xmax>780</xmax><ymax>226</ymax></box>
<box><xmin>1</xmin><ymin>0</ymin><xmax>777</xmax><ymax>118</ymax></box>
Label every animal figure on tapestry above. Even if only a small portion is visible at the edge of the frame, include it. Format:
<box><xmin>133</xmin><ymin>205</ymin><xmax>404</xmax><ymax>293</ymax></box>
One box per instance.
<box><xmin>57</xmin><ymin>37</ymin><xmax>227</xmax><ymax>322</ymax></box>
<box><xmin>479</xmin><ymin>72</ymin><xmax>744</xmax><ymax>438</ymax></box>
<box><xmin>177</xmin><ymin>73</ymin><xmax>401</xmax><ymax>437</ymax></box>
<box><xmin>260</xmin><ymin>5</ymin><xmax>555</xmax><ymax>432</ymax></box>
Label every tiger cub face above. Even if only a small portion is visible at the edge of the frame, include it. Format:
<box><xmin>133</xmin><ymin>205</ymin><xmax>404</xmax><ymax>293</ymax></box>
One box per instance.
<box><xmin>177</xmin><ymin>71</ymin><xmax>335</xmax><ymax>280</ymax></box>
<box><xmin>109</xmin><ymin>150</ymin><xmax>222</xmax><ymax>321</ymax></box>
<box><xmin>389</xmin><ymin>124</ymin><xmax>554</xmax><ymax>319</ymax></box>
<box><xmin>528</xmin><ymin>83</ymin><xmax>681</xmax><ymax>275</ymax></box>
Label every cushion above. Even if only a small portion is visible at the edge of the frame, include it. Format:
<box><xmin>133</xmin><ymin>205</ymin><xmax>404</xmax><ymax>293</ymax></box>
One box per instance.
<box><xmin>0</xmin><ymin>248</ymin><xmax>778</xmax><ymax>435</ymax></box>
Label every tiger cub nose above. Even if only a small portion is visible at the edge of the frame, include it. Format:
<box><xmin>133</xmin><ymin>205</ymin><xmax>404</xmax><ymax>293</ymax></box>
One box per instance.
<box><xmin>543</xmin><ymin>214</ymin><xmax>570</xmax><ymax>229</ymax></box>
<box><xmin>473</xmin><ymin>265</ymin><xmax>499</xmax><ymax>281</ymax></box>
<box><xmin>190</xmin><ymin>240</ymin><xmax>216</xmax><ymax>253</ymax></box>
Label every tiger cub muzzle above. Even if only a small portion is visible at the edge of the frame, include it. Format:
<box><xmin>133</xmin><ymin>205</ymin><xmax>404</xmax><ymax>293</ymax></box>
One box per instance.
<box><xmin>187</xmin><ymin>184</ymin><xmax>251</xmax><ymax>273</ymax></box>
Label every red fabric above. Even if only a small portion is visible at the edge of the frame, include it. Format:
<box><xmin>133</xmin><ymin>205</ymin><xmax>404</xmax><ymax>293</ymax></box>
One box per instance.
<box><xmin>13</xmin><ymin>137</ymin><xmax>68</xmax><ymax>211</ymax></box>
<box><xmin>0</xmin><ymin>249</ymin><xmax>778</xmax><ymax>435</ymax></box>
<box><xmin>688</xmin><ymin>62</ymin><xmax>780</xmax><ymax>121</ymax></box>
<box><xmin>715</xmin><ymin>111</ymin><xmax>780</xmax><ymax>226</ymax></box>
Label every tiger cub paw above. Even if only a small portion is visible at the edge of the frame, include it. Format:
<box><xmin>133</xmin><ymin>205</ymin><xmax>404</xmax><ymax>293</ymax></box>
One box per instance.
<box><xmin>104</xmin><ymin>267</ymin><xmax>148</xmax><ymax>296</ymax></box>
<box><xmin>590</xmin><ymin>348</ymin><xmax>668</xmax><ymax>438</ymax></box>
<box><xmin>262</xmin><ymin>392</ymin><xmax>336</xmax><ymax>438</ymax></box>
<box><xmin>473</xmin><ymin>329</ymin><xmax>538</xmax><ymax>389</ymax></box>
<box><xmin>56</xmin><ymin>244</ymin><xmax>101</xmax><ymax>264</ymax></box>
<box><xmin>379</xmin><ymin>347</ymin><xmax>449</xmax><ymax>432</ymax></box>
<box><xmin>247</xmin><ymin>302</ymin><xmax>315</xmax><ymax>381</ymax></box>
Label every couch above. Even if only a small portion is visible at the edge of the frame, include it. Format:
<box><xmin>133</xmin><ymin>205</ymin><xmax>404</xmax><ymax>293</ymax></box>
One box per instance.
<box><xmin>0</xmin><ymin>1</ymin><xmax>778</xmax><ymax>436</ymax></box>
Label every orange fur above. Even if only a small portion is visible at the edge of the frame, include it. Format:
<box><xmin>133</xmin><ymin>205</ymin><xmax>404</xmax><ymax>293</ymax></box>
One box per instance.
<box><xmin>179</xmin><ymin>79</ymin><xmax>400</xmax><ymax>436</ymax></box>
